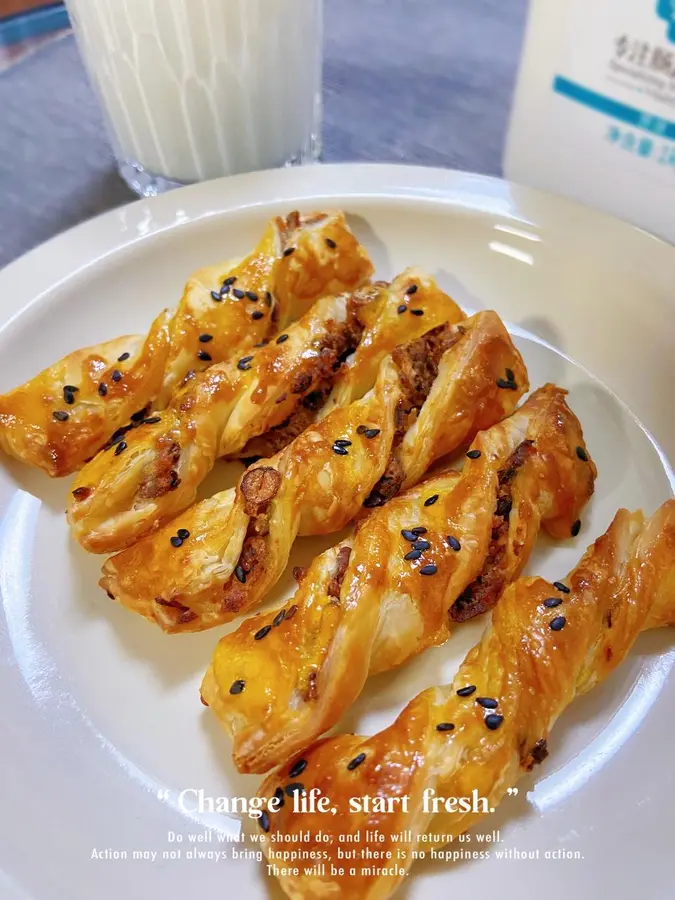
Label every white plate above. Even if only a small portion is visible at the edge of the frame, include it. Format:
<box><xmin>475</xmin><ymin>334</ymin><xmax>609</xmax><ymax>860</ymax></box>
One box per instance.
<box><xmin>1</xmin><ymin>164</ymin><xmax>674</xmax><ymax>900</ymax></box>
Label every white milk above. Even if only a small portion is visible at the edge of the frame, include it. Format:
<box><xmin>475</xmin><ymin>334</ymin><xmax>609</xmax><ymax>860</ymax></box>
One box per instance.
<box><xmin>66</xmin><ymin>0</ymin><xmax>322</xmax><ymax>186</ymax></box>
<box><xmin>505</xmin><ymin>1</ymin><xmax>675</xmax><ymax>244</ymax></box>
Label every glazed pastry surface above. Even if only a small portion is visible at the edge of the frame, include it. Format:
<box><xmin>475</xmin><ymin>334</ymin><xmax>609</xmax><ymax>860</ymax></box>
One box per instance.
<box><xmin>101</xmin><ymin>310</ymin><xmax>528</xmax><ymax>632</ymax></box>
<box><xmin>201</xmin><ymin>384</ymin><xmax>596</xmax><ymax>773</ymax></box>
<box><xmin>69</xmin><ymin>271</ymin><xmax>464</xmax><ymax>553</ymax></box>
<box><xmin>0</xmin><ymin>211</ymin><xmax>373</xmax><ymax>476</ymax></box>
<box><xmin>257</xmin><ymin>500</ymin><xmax>675</xmax><ymax>900</ymax></box>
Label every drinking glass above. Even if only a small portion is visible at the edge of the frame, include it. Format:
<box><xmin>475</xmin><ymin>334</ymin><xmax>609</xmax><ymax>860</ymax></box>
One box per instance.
<box><xmin>65</xmin><ymin>0</ymin><xmax>323</xmax><ymax>195</ymax></box>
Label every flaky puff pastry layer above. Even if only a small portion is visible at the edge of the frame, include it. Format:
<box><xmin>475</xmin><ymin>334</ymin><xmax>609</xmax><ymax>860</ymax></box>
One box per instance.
<box><xmin>101</xmin><ymin>310</ymin><xmax>528</xmax><ymax>632</ymax></box>
<box><xmin>68</xmin><ymin>272</ymin><xmax>464</xmax><ymax>554</ymax></box>
<box><xmin>68</xmin><ymin>293</ymin><xmax>362</xmax><ymax>554</ymax></box>
<box><xmin>0</xmin><ymin>211</ymin><xmax>372</xmax><ymax>476</ymax></box>
<box><xmin>201</xmin><ymin>384</ymin><xmax>596</xmax><ymax>774</ymax></box>
<box><xmin>257</xmin><ymin>501</ymin><xmax>675</xmax><ymax>900</ymax></box>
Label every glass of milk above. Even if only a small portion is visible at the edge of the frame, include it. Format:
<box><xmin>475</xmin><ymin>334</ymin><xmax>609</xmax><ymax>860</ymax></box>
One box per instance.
<box><xmin>65</xmin><ymin>0</ymin><xmax>323</xmax><ymax>195</ymax></box>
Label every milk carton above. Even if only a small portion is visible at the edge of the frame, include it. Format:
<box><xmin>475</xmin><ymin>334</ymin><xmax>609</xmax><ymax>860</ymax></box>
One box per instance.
<box><xmin>505</xmin><ymin>1</ymin><xmax>675</xmax><ymax>243</ymax></box>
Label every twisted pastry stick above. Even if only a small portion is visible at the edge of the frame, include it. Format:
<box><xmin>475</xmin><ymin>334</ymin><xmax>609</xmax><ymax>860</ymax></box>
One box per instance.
<box><xmin>68</xmin><ymin>272</ymin><xmax>464</xmax><ymax>553</ymax></box>
<box><xmin>201</xmin><ymin>384</ymin><xmax>596</xmax><ymax>773</ymax></box>
<box><xmin>257</xmin><ymin>500</ymin><xmax>675</xmax><ymax>900</ymax></box>
<box><xmin>316</xmin><ymin>267</ymin><xmax>464</xmax><ymax>418</ymax></box>
<box><xmin>0</xmin><ymin>211</ymin><xmax>372</xmax><ymax>476</ymax></box>
<box><xmin>100</xmin><ymin>310</ymin><xmax>528</xmax><ymax>632</ymax></box>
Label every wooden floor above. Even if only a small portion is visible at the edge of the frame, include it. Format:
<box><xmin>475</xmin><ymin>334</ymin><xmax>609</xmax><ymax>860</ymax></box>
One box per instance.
<box><xmin>0</xmin><ymin>26</ymin><xmax>70</xmax><ymax>72</ymax></box>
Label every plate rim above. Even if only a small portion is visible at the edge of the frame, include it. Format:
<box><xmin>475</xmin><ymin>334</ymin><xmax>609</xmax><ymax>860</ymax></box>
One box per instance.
<box><xmin>1</xmin><ymin>162</ymin><xmax>673</xmax><ymax>332</ymax></box>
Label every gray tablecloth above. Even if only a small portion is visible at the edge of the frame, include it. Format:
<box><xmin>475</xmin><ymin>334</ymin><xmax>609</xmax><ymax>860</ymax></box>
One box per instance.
<box><xmin>0</xmin><ymin>0</ymin><xmax>527</xmax><ymax>268</ymax></box>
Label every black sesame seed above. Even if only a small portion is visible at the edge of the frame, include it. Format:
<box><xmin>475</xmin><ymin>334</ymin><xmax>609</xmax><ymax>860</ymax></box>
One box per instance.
<box><xmin>289</xmin><ymin>758</ymin><xmax>307</xmax><ymax>778</ymax></box>
<box><xmin>52</xmin><ymin>410</ymin><xmax>69</xmax><ymax>422</ymax></box>
<box><xmin>276</xmin><ymin>334</ymin><xmax>289</xmax><ymax>344</ymax></box>
<box><xmin>224</xmin><ymin>275</ymin><xmax>237</xmax><ymax>286</ymax></box>
<box><xmin>413</xmin><ymin>539</ymin><xmax>430</xmax><ymax>551</ymax></box>
<box><xmin>229</xmin><ymin>679</ymin><xmax>245</xmax><ymax>695</ymax></box>
<box><xmin>497</xmin><ymin>378</ymin><xmax>517</xmax><ymax>390</ymax></box>
<box><xmin>405</xmin><ymin>549</ymin><xmax>422</xmax><ymax>561</ymax></box>
<box><xmin>286</xmin><ymin>605</ymin><xmax>298</xmax><ymax>620</ymax></box>
<box><xmin>283</xmin><ymin>247</ymin><xmax>295</xmax><ymax>257</ymax></box>
<box><xmin>274</xmin><ymin>787</ymin><xmax>285</xmax><ymax>808</ymax></box>
<box><xmin>63</xmin><ymin>388</ymin><xmax>76</xmax><ymax>405</ymax></box>
<box><xmin>447</xmin><ymin>536</ymin><xmax>461</xmax><ymax>552</ymax></box>
<box><xmin>410</xmin><ymin>309</ymin><xmax>425</xmax><ymax>316</ymax></box>
<box><xmin>211</xmin><ymin>290</ymin><xmax>223</xmax><ymax>302</ymax></box>
<box><xmin>266</xmin><ymin>292</ymin><xmax>273</xmax><ymax>307</ymax></box>
<box><xmin>233</xmin><ymin>288</ymin><xmax>245</xmax><ymax>299</ymax></box>
<box><xmin>234</xmin><ymin>565</ymin><xmax>246</xmax><ymax>584</ymax></box>
<box><xmin>251</xmin><ymin>311</ymin><xmax>264</xmax><ymax>320</ymax></box>
<box><xmin>571</xmin><ymin>519</ymin><xmax>581</xmax><ymax>537</ymax></box>
<box><xmin>246</xmin><ymin>291</ymin><xmax>258</xmax><ymax>302</ymax></box>
<box><xmin>334</xmin><ymin>439</ymin><xmax>352</xmax><ymax>447</ymax></box>
<box><xmin>543</xmin><ymin>597</ymin><xmax>563</xmax><ymax>608</ymax></box>
<box><xmin>363</xmin><ymin>428</ymin><xmax>380</xmax><ymax>439</ymax></box>
<box><xmin>220</xmin><ymin>285</ymin><xmax>230</xmax><ymax>297</ymax></box>
<box><xmin>406</xmin><ymin>284</ymin><xmax>418</xmax><ymax>295</ymax></box>
<box><xmin>553</xmin><ymin>581</ymin><xmax>570</xmax><ymax>594</ymax></box>
<box><xmin>199</xmin><ymin>333</ymin><xmax>213</xmax><ymax>343</ymax></box>
<box><xmin>411</xmin><ymin>527</ymin><xmax>427</xmax><ymax>535</ymax></box>
<box><xmin>170</xmin><ymin>535</ymin><xmax>183</xmax><ymax>548</ymax></box>
<box><xmin>457</xmin><ymin>685</ymin><xmax>477</xmax><ymax>697</ymax></box>
<box><xmin>576</xmin><ymin>446</ymin><xmax>589</xmax><ymax>462</ymax></box>
<box><xmin>325</xmin><ymin>237</ymin><xmax>337</xmax><ymax>249</ymax></box>
<box><xmin>436</xmin><ymin>722</ymin><xmax>455</xmax><ymax>732</ymax></box>
<box><xmin>177</xmin><ymin>528</ymin><xmax>190</xmax><ymax>540</ymax></box>
<box><xmin>466</xmin><ymin>449</ymin><xmax>481</xmax><ymax>459</ymax></box>
<box><xmin>347</xmin><ymin>753</ymin><xmax>366</xmax><ymax>771</ymax></box>
<box><xmin>110</xmin><ymin>426</ymin><xmax>131</xmax><ymax>443</ymax></box>
<box><xmin>111</xmin><ymin>370</ymin><xmax>122</xmax><ymax>383</ymax></box>
<box><xmin>118</xmin><ymin>352</ymin><xmax>130</xmax><ymax>362</ymax></box>
<box><xmin>420</xmin><ymin>564</ymin><xmax>438</xmax><ymax>576</ymax></box>
<box><xmin>130</xmin><ymin>407</ymin><xmax>149</xmax><ymax>422</ymax></box>
<box><xmin>285</xmin><ymin>782</ymin><xmax>304</xmax><ymax>796</ymax></box>
<box><xmin>98</xmin><ymin>382</ymin><xmax>108</xmax><ymax>396</ymax></box>
<box><xmin>273</xmin><ymin>608</ymin><xmax>286</xmax><ymax>627</ymax></box>
<box><xmin>397</xmin><ymin>305</ymin><xmax>407</xmax><ymax>314</ymax></box>
<box><xmin>550</xmin><ymin>615</ymin><xmax>567</xmax><ymax>631</ymax></box>
<box><xmin>143</xmin><ymin>416</ymin><xmax>161</xmax><ymax>425</ymax></box>
<box><xmin>476</xmin><ymin>697</ymin><xmax>499</xmax><ymax>709</ymax></box>
<box><xmin>401</xmin><ymin>529</ymin><xmax>418</xmax><ymax>542</ymax></box>
<box><xmin>64</xmin><ymin>384</ymin><xmax>79</xmax><ymax>394</ymax></box>
<box><xmin>237</xmin><ymin>356</ymin><xmax>254</xmax><ymax>371</ymax></box>
<box><xmin>255</xmin><ymin>625</ymin><xmax>272</xmax><ymax>641</ymax></box>
<box><xmin>332</xmin><ymin>445</ymin><xmax>349</xmax><ymax>456</ymax></box>
<box><xmin>198</xmin><ymin>350</ymin><xmax>212</xmax><ymax>361</ymax></box>
<box><xmin>258</xmin><ymin>811</ymin><xmax>270</xmax><ymax>833</ymax></box>
<box><xmin>505</xmin><ymin>368</ymin><xmax>515</xmax><ymax>382</ymax></box>
<box><xmin>485</xmin><ymin>714</ymin><xmax>504</xmax><ymax>731</ymax></box>
<box><xmin>424</xmin><ymin>494</ymin><xmax>439</xmax><ymax>507</ymax></box>
<box><xmin>114</xmin><ymin>441</ymin><xmax>127</xmax><ymax>456</ymax></box>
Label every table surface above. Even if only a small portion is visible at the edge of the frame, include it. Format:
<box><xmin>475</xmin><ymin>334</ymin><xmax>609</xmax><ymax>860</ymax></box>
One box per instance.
<box><xmin>0</xmin><ymin>0</ymin><xmax>528</xmax><ymax>268</ymax></box>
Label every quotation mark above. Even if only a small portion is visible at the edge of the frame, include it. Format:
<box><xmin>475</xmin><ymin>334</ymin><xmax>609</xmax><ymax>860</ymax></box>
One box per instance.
<box><xmin>157</xmin><ymin>789</ymin><xmax>170</xmax><ymax>801</ymax></box>
<box><xmin>506</xmin><ymin>788</ymin><xmax>519</xmax><ymax>796</ymax></box>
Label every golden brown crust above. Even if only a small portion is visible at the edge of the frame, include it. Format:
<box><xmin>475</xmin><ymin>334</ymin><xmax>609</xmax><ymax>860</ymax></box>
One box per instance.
<box><xmin>256</xmin><ymin>500</ymin><xmax>675</xmax><ymax>900</ymax></box>
<box><xmin>0</xmin><ymin>212</ymin><xmax>373</xmax><ymax>477</ymax></box>
<box><xmin>67</xmin><ymin>292</ymin><xmax>364</xmax><ymax>552</ymax></box>
<box><xmin>200</xmin><ymin>384</ymin><xmax>596</xmax><ymax>774</ymax></box>
<box><xmin>101</xmin><ymin>310</ymin><xmax>529</xmax><ymax>632</ymax></box>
